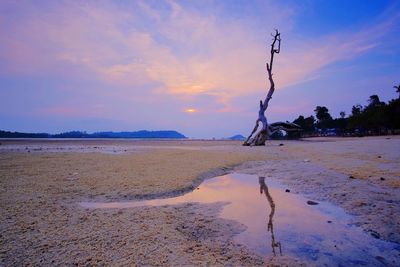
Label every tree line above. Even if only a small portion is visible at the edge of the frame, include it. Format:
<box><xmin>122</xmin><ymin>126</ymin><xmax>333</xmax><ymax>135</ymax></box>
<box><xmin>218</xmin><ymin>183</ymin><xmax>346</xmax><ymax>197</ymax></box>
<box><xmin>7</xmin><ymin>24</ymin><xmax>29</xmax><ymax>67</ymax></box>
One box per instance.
<box><xmin>0</xmin><ymin>130</ymin><xmax>187</xmax><ymax>139</ymax></box>
<box><xmin>285</xmin><ymin>85</ymin><xmax>400</xmax><ymax>138</ymax></box>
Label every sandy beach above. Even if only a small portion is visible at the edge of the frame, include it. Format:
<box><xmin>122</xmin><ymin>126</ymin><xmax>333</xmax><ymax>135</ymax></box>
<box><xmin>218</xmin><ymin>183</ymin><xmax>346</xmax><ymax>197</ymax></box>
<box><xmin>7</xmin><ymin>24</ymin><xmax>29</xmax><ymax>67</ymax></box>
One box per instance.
<box><xmin>1</xmin><ymin>137</ymin><xmax>399</xmax><ymax>266</ymax></box>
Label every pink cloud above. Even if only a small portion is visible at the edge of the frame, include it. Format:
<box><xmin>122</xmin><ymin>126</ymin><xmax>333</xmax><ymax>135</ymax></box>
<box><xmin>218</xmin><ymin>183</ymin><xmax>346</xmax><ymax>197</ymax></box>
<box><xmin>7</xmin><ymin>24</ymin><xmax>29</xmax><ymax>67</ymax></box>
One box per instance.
<box><xmin>1</xmin><ymin>0</ymin><xmax>398</xmax><ymax>115</ymax></box>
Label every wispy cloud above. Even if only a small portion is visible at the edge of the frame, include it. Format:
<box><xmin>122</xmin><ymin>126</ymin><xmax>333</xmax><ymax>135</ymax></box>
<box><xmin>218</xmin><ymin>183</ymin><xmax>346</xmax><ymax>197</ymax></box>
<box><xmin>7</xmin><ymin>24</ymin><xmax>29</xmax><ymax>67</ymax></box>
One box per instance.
<box><xmin>276</xmin><ymin>12</ymin><xmax>399</xmax><ymax>88</ymax></box>
<box><xmin>0</xmin><ymin>0</ymin><xmax>398</xmax><ymax>120</ymax></box>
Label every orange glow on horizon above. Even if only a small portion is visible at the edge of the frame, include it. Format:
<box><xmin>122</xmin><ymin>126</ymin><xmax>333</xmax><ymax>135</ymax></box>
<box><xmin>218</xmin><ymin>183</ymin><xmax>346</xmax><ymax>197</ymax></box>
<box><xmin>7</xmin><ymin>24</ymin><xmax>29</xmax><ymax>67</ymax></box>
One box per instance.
<box><xmin>185</xmin><ymin>108</ymin><xmax>197</xmax><ymax>113</ymax></box>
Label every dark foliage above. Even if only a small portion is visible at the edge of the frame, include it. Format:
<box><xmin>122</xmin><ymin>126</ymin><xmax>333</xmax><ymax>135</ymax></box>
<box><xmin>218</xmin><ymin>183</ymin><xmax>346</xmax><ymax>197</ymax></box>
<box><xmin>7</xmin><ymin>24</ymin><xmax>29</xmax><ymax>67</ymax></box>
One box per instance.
<box><xmin>314</xmin><ymin>106</ymin><xmax>334</xmax><ymax>130</ymax></box>
<box><xmin>290</xmin><ymin>85</ymin><xmax>400</xmax><ymax>138</ymax></box>
<box><xmin>0</xmin><ymin>130</ymin><xmax>187</xmax><ymax>139</ymax></box>
<box><xmin>0</xmin><ymin>130</ymin><xmax>50</xmax><ymax>138</ymax></box>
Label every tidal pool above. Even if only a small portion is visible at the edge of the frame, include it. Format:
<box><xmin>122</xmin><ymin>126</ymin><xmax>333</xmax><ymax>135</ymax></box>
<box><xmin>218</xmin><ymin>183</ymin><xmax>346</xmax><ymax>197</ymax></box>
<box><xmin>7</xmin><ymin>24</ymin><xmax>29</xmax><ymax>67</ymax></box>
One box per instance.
<box><xmin>81</xmin><ymin>173</ymin><xmax>400</xmax><ymax>266</ymax></box>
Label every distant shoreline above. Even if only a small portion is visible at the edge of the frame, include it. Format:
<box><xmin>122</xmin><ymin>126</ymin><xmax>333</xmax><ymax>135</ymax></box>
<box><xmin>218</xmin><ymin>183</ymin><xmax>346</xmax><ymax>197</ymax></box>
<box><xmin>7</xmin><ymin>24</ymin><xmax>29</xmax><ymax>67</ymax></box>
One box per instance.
<box><xmin>0</xmin><ymin>130</ymin><xmax>187</xmax><ymax>139</ymax></box>
<box><xmin>0</xmin><ymin>138</ymin><xmax>188</xmax><ymax>140</ymax></box>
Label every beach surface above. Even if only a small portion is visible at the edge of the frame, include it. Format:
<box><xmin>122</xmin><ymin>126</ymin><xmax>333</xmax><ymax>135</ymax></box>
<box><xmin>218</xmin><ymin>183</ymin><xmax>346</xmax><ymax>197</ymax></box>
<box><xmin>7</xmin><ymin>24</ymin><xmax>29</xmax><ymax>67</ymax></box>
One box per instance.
<box><xmin>1</xmin><ymin>137</ymin><xmax>399</xmax><ymax>266</ymax></box>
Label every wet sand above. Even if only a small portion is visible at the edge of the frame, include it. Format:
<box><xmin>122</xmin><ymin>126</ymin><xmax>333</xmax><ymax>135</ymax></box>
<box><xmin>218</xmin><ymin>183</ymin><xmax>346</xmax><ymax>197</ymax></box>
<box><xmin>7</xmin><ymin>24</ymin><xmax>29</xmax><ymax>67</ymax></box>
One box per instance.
<box><xmin>1</xmin><ymin>137</ymin><xmax>399</xmax><ymax>266</ymax></box>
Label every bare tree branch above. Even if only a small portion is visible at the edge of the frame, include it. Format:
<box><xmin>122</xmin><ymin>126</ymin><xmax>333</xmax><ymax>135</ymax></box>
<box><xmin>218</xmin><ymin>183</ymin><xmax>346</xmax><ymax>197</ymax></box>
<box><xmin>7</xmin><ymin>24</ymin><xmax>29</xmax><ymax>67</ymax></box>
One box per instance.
<box><xmin>244</xmin><ymin>30</ymin><xmax>285</xmax><ymax>146</ymax></box>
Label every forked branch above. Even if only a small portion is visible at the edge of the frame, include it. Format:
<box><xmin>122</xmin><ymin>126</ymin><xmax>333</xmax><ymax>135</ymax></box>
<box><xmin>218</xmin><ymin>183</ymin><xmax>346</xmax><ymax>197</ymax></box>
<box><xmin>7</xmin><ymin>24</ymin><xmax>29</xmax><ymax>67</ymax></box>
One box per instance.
<box><xmin>243</xmin><ymin>30</ymin><xmax>282</xmax><ymax>146</ymax></box>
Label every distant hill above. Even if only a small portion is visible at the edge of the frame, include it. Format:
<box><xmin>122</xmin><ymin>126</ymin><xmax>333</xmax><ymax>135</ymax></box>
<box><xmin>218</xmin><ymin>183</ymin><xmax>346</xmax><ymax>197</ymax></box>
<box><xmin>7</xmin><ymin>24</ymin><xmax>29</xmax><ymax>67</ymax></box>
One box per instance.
<box><xmin>89</xmin><ymin>130</ymin><xmax>186</xmax><ymax>139</ymax></box>
<box><xmin>0</xmin><ymin>130</ymin><xmax>187</xmax><ymax>139</ymax></box>
<box><xmin>0</xmin><ymin>130</ymin><xmax>50</xmax><ymax>138</ymax></box>
<box><xmin>226</xmin><ymin>134</ymin><xmax>245</xmax><ymax>140</ymax></box>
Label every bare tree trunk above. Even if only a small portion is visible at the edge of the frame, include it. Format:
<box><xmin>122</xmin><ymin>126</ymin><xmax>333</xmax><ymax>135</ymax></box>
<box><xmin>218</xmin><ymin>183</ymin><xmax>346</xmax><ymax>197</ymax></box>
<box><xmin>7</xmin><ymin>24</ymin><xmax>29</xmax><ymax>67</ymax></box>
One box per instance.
<box><xmin>243</xmin><ymin>30</ymin><xmax>300</xmax><ymax>146</ymax></box>
<box><xmin>259</xmin><ymin>176</ymin><xmax>282</xmax><ymax>256</ymax></box>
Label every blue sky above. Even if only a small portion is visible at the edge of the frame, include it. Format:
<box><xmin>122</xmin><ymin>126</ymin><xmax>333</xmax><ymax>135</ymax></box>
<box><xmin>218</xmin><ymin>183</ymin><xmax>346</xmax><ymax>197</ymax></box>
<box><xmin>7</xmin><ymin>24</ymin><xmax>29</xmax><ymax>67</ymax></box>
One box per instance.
<box><xmin>0</xmin><ymin>0</ymin><xmax>399</xmax><ymax>138</ymax></box>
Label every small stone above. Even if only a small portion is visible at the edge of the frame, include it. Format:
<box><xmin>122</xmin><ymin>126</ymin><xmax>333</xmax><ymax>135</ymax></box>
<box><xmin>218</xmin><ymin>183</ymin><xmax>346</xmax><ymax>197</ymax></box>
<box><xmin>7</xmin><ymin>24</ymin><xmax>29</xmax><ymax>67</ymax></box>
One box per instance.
<box><xmin>307</xmin><ymin>200</ymin><xmax>319</xmax><ymax>205</ymax></box>
<box><xmin>368</xmin><ymin>230</ymin><xmax>381</xmax><ymax>239</ymax></box>
<box><xmin>197</xmin><ymin>187</ymin><xmax>200</xmax><ymax>190</ymax></box>
<box><xmin>349</xmin><ymin>175</ymin><xmax>355</xmax><ymax>179</ymax></box>
<box><xmin>377</xmin><ymin>156</ymin><xmax>382</xmax><ymax>158</ymax></box>
<box><xmin>285</xmin><ymin>189</ymin><xmax>290</xmax><ymax>193</ymax></box>
<box><xmin>327</xmin><ymin>220</ymin><xmax>332</xmax><ymax>223</ymax></box>
<box><xmin>279</xmin><ymin>143</ymin><xmax>284</xmax><ymax>146</ymax></box>
<box><xmin>380</xmin><ymin>177</ymin><xmax>385</xmax><ymax>181</ymax></box>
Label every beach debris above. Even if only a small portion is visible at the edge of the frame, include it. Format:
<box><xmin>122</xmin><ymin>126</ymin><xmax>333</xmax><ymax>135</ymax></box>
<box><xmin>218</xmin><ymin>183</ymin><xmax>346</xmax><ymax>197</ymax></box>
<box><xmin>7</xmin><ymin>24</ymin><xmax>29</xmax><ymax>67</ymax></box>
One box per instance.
<box><xmin>279</xmin><ymin>143</ymin><xmax>284</xmax><ymax>146</ymax></box>
<box><xmin>377</xmin><ymin>155</ymin><xmax>382</xmax><ymax>158</ymax></box>
<box><xmin>327</xmin><ymin>220</ymin><xmax>332</xmax><ymax>223</ymax></box>
<box><xmin>307</xmin><ymin>200</ymin><xmax>319</xmax><ymax>205</ymax></box>
<box><xmin>303</xmin><ymin>159</ymin><xmax>310</xmax><ymax>163</ymax></box>
<box><xmin>349</xmin><ymin>175</ymin><xmax>356</xmax><ymax>179</ymax></box>
<box><xmin>368</xmin><ymin>230</ymin><xmax>381</xmax><ymax>239</ymax></box>
<box><xmin>380</xmin><ymin>177</ymin><xmax>385</xmax><ymax>181</ymax></box>
<box><xmin>285</xmin><ymin>189</ymin><xmax>290</xmax><ymax>193</ymax></box>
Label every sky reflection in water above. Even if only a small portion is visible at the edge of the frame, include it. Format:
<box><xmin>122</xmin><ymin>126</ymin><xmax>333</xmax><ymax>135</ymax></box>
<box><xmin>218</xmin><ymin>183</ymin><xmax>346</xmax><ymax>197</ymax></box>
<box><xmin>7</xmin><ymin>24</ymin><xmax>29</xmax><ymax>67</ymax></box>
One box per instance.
<box><xmin>81</xmin><ymin>173</ymin><xmax>400</xmax><ymax>266</ymax></box>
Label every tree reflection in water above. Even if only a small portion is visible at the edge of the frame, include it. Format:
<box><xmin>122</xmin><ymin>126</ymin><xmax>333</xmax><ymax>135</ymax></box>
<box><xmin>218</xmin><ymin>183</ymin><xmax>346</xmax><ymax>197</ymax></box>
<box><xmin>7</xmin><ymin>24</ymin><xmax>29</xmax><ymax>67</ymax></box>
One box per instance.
<box><xmin>259</xmin><ymin>176</ymin><xmax>282</xmax><ymax>256</ymax></box>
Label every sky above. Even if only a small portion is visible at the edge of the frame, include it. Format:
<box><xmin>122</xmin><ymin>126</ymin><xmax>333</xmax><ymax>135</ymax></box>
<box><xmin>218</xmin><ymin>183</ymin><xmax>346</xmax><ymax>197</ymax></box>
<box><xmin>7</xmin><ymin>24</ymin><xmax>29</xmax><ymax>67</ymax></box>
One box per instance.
<box><xmin>1</xmin><ymin>0</ymin><xmax>399</xmax><ymax>138</ymax></box>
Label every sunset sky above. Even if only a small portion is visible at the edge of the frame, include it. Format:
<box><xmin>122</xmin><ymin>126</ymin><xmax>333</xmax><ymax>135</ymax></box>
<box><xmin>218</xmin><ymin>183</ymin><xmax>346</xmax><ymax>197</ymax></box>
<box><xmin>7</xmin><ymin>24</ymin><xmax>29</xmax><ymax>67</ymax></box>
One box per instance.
<box><xmin>1</xmin><ymin>0</ymin><xmax>399</xmax><ymax>138</ymax></box>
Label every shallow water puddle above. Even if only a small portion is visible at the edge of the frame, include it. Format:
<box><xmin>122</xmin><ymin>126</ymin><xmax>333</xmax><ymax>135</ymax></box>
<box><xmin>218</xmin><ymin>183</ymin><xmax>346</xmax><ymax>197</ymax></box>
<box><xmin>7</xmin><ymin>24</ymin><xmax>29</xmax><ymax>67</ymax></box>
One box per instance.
<box><xmin>81</xmin><ymin>173</ymin><xmax>400</xmax><ymax>266</ymax></box>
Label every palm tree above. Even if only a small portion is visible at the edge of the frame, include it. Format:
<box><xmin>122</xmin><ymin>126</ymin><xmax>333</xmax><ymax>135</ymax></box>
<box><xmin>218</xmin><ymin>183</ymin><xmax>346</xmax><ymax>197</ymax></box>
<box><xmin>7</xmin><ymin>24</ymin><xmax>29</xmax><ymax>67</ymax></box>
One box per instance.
<box><xmin>394</xmin><ymin>84</ymin><xmax>400</xmax><ymax>98</ymax></box>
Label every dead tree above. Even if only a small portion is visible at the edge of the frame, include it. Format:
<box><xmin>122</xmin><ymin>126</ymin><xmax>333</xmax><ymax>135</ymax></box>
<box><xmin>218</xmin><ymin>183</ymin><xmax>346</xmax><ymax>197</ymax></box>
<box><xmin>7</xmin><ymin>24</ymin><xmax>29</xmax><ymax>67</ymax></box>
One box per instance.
<box><xmin>259</xmin><ymin>176</ymin><xmax>282</xmax><ymax>256</ymax></box>
<box><xmin>243</xmin><ymin>30</ymin><xmax>300</xmax><ymax>146</ymax></box>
